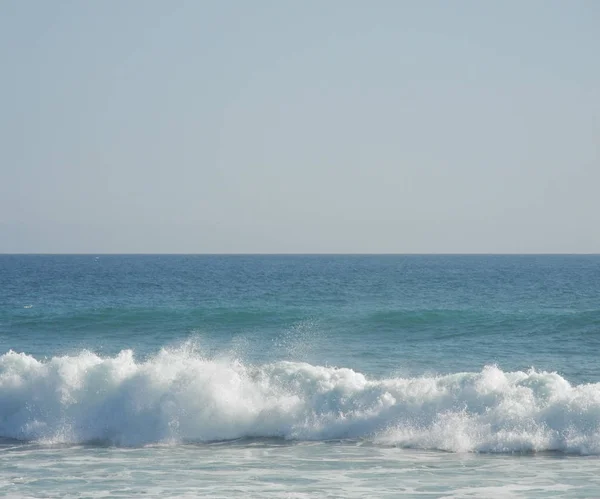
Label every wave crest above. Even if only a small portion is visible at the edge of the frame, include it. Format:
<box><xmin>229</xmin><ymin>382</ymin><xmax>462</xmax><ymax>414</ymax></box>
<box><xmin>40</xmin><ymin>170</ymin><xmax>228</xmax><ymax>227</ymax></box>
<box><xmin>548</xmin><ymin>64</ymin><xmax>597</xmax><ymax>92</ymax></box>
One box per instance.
<box><xmin>1</xmin><ymin>346</ymin><xmax>599</xmax><ymax>453</ymax></box>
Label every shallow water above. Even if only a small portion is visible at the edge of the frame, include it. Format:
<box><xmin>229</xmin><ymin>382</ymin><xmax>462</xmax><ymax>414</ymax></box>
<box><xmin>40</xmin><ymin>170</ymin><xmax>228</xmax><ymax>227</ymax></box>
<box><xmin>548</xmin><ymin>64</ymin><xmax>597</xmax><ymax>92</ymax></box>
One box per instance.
<box><xmin>2</xmin><ymin>441</ymin><xmax>600</xmax><ymax>498</ymax></box>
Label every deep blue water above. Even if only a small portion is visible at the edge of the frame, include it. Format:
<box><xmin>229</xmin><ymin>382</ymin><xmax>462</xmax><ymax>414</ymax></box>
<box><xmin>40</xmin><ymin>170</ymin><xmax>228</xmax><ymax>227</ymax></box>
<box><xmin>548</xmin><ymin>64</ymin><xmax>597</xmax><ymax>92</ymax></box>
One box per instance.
<box><xmin>2</xmin><ymin>254</ymin><xmax>599</xmax><ymax>381</ymax></box>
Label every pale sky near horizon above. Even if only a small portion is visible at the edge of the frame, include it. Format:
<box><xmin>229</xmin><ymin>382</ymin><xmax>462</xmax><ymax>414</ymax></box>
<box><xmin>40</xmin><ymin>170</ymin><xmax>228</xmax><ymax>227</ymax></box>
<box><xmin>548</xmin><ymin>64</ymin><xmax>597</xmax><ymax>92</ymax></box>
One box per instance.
<box><xmin>1</xmin><ymin>1</ymin><xmax>598</xmax><ymax>253</ymax></box>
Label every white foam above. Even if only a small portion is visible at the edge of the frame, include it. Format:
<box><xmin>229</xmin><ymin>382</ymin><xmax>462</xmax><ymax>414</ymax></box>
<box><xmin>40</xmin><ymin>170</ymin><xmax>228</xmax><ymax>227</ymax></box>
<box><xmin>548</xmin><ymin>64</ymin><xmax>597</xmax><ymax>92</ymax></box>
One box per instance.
<box><xmin>1</xmin><ymin>346</ymin><xmax>600</xmax><ymax>452</ymax></box>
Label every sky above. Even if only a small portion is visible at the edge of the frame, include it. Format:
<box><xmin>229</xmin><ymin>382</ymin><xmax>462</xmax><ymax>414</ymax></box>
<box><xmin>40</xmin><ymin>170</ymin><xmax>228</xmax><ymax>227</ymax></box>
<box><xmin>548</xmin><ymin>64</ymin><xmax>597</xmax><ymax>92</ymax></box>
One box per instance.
<box><xmin>1</xmin><ymin>0</ymin><xmax>598</xmax><ymax>253</ymax></box>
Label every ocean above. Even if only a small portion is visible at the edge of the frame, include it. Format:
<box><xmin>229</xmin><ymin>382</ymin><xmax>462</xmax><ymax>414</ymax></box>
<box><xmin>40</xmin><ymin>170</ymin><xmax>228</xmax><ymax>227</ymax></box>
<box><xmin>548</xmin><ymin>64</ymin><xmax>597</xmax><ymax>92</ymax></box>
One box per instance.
<box><xmin>1</xmin><ymin>254</ymin><xmax>599</xmax><ymax>498</ymax></box>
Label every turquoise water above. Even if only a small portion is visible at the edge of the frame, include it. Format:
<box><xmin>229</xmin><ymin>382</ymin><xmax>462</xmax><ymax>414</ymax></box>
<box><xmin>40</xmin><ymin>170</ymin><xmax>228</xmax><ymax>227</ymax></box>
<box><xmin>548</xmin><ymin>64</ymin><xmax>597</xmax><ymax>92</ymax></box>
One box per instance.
<box><xmin>1</xmin><ymin>255</ymin><xmax>600</xmax><ymax>497</ymax></box>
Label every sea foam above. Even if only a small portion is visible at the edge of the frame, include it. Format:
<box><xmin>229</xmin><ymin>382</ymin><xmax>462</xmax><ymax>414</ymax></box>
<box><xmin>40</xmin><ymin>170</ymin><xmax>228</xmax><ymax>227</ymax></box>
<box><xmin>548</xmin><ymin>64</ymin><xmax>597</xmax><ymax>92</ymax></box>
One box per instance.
<box><xmin>1</xmin><ymin>346</ymin><xmax>599</xmax><ymax>453</ymax></box>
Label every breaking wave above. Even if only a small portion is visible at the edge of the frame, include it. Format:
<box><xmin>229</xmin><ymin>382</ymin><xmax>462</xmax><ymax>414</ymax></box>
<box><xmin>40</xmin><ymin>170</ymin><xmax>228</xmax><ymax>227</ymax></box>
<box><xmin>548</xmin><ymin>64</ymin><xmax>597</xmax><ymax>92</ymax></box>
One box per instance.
<box><xmin>1</xmin><ymin>345</ymin><xmax>600</xmax><ymax>453</ymax></box>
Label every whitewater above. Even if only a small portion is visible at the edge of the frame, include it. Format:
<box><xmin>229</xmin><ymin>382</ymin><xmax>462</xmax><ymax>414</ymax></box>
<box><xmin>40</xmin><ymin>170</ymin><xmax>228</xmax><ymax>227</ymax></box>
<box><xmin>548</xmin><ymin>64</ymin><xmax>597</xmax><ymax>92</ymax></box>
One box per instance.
<box><xmin>2</xmin><ymin>346</ymin><xmax>600</xmax><ymax>455</ymax></box>
<box><xmin>2</xmin><ymin>254</ymin><xmax>600</xmax><ymax>497</ymax></box>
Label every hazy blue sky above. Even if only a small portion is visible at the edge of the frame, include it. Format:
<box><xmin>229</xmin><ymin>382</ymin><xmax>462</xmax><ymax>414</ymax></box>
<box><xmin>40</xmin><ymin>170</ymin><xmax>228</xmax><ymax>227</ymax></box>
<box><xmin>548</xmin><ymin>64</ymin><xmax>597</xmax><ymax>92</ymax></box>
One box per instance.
<box><xmin>1</xmin><ymin>1</ymin><xmax>598</xmax><ymax>253</ymax></box>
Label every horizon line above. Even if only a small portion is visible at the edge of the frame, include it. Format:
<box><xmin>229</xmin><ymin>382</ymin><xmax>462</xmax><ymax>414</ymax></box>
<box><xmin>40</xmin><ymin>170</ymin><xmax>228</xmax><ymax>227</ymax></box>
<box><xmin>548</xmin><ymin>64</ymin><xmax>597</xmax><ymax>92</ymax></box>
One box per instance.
<box><xmin>2</xmin><ymin>252</ymin><xmax>600</xmax><ymax>256</ymax></box>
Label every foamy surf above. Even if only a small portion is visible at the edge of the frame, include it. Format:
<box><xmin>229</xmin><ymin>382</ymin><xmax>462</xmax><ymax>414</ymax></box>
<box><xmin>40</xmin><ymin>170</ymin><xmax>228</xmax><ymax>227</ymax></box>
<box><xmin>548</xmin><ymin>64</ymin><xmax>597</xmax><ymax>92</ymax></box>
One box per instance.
<box><xmin>1</xmin><ymin>346</ymin><xmax>599</xmax><ymax>453</ymax></box>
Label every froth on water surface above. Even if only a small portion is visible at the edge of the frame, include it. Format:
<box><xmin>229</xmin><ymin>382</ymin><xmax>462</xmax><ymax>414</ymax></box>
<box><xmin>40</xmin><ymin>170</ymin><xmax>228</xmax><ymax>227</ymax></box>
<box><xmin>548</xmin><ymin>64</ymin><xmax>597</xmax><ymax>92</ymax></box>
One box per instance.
<box><xmin>1</xmin><ymin>437</ymin><xmax>599</xmax><ymax>498</ymax></box>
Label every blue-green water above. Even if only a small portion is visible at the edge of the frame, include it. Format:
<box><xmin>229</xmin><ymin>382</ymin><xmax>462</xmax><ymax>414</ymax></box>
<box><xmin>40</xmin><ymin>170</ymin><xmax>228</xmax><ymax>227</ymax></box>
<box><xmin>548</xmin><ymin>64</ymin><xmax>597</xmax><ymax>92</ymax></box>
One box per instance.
<box><xmin>1</xmin><ymin>255</ymin><xmax>600</xmax><ymax>497</ymax></box>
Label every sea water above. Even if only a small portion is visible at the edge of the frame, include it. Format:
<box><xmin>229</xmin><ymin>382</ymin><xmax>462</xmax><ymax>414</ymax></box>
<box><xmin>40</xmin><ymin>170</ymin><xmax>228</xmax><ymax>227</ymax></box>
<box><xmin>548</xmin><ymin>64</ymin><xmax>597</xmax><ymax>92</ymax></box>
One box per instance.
<box><xmin>1</xmin><ymin>255</ymin><xmax>599</xmax><ymax>497</ymax></box>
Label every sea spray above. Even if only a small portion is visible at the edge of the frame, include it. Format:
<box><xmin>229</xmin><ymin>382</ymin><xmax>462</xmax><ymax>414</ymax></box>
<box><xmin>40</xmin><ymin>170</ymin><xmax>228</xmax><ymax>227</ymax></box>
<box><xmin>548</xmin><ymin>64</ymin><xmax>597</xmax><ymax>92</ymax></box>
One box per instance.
<box><xmin>1</xmin><ymin>346</ymin><xmax>600</xmax><ymax>453</ymax></box>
